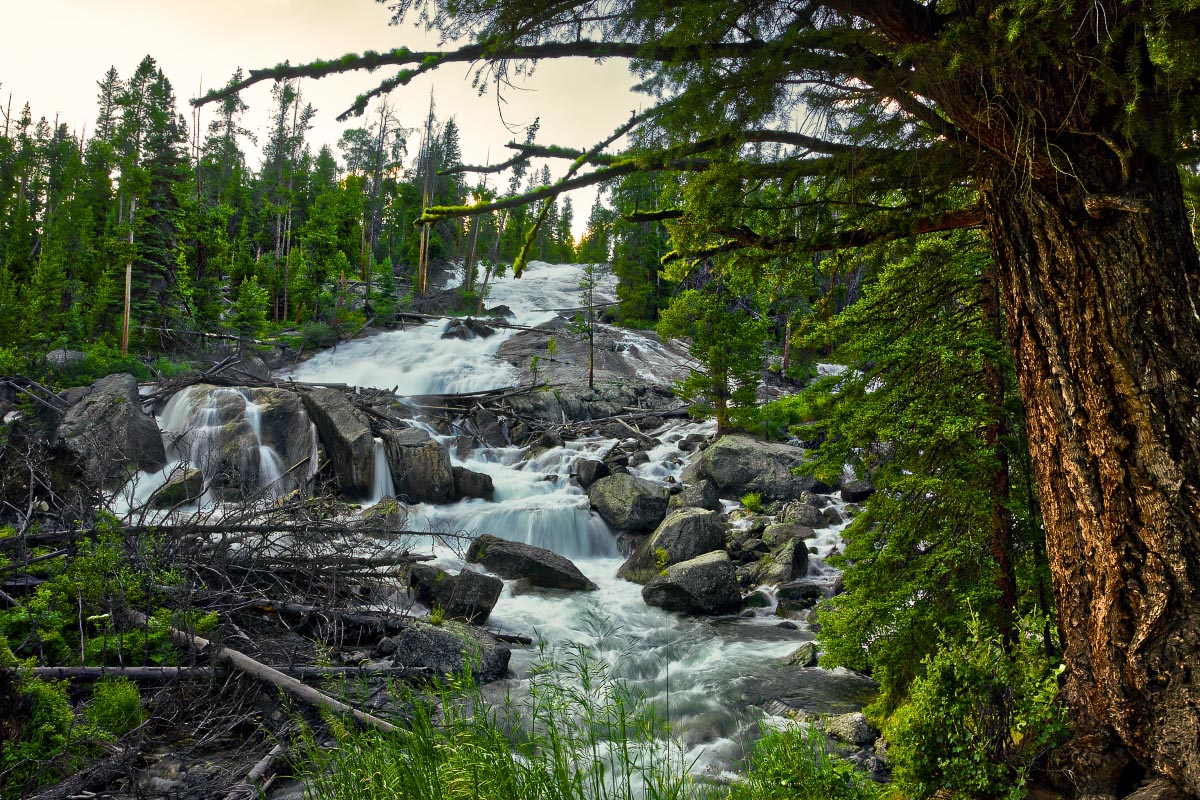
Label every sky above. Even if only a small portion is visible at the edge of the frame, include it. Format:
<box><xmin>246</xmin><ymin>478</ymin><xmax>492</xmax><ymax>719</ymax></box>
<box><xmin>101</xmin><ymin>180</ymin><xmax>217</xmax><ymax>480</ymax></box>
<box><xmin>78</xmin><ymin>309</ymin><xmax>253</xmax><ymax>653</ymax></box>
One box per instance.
<box><xmin>0</xmin><ymin>0</ymin><xmax>642</xmax><ymax>234</ymax></box>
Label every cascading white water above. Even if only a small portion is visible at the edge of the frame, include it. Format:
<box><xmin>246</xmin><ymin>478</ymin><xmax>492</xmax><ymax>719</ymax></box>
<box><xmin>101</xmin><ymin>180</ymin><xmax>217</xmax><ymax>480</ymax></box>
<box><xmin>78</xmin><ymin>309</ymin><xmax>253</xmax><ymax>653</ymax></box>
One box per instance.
<box><xmin>109</xmin><ymin>385</ymin><xmax>318</xmax><ymax>517</ymax></box>
<box><xmin>277</xmin><ymin>261</ymin><xmax>872</xmax><ymax>780</ymax></box>
<box><xmin>368</xmin><ymin>437</ymin><xmax>395</xmax><ymax>505</ymax></box>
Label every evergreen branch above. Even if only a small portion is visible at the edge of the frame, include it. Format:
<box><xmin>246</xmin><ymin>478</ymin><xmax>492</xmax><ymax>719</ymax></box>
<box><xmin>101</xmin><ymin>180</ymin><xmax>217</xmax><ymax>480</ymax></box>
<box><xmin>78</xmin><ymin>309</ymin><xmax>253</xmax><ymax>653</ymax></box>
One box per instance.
<box><xmin>625</xmin><ymin>209</ymin><xmax>684</xmax><ymax>222</ymax></box>
<box><xmin>193</xmin><ymin>37</ymin><xmax>773</xmax><ymax>116</ymax></box>
<box><xmin>660</xmin><ymin>206</ymin><xmax>984</xmax><ymax>263</ymax></box>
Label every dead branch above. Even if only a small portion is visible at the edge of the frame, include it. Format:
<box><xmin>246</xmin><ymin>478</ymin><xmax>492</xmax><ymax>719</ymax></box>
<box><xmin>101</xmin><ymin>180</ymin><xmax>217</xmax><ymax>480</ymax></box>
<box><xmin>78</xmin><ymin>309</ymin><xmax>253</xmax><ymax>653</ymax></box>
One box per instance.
<box><xmin>123</xmin><ymin>609</ymin><xmax>399</xmax><ymax>734</ymax></box>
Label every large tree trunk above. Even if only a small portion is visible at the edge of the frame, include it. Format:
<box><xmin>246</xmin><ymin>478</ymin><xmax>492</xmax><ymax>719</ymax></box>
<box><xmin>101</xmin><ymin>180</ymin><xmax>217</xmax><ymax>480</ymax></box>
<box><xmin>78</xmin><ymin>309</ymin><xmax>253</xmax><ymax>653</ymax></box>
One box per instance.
<box><xmin>981</xmin><ymin>151</ymin><xmax>1200</xmax><ymax>797</ymax></box>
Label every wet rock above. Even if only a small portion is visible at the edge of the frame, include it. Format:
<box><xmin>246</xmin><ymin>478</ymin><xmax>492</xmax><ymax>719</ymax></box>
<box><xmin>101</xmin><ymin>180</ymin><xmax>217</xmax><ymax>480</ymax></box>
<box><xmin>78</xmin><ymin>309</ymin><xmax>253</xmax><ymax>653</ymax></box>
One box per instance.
<box><xmin>149</xmin><ymin>467</ymin><xmax>203</xmax><ymax>507</ymax></box>
<box><xmin>57</xmin><ymin>373</ymin><xmax>166</xmax><ymax>486</ymax></box>
<box><xmin>382</xmin><ymin>427</ymin><xmax>455</xmax><ymax>504</ymax></box>
<box><xmin>453</xmin><ymin>466</ymin><xmax>495</xmax><ymax>501</ymax></box>
<box><xmin>486</xmin><ymin>304</ymin><xmax>514</xmax><ymax>318</ymax></box>
<box><xmin>441</xmin><ymin>317</ymin><xmax>496</xmax><ymax>340</ymax></box>
<box><xmin>469</xmin><ymin>408</ymin><xmax>508</xmax><ymax>447</ymax></box>
<box><xmin>822</xmin><ymin>506</ymin><xmax>844</xmax><ymax>526</ymax></box>
<box><xmin>588</xmin><ymin>472</ymin><xmax>669</xmax><ymax>532</ymax></box>
<box><xmin>841</xmin><ymin>479</ymin><xmax>875</xmax><ymax>503</ymax></box>
<box><xmin>762</xmin><ymin>524</ymin><xmax>816</xmax><ymax>546</ymax></box>
<box><xmin>779</xmin><ymin>501</ymin><xmax>827</xmax><ymax>528</ymax></box>
<box><xmin>785</xmin><ymin>642</ymin><xmax>819</xmax><ymax>668</ymax></box>
<box><xmin>407</xmin><ymin>563</ymin><xmax>502</xmax><ymax>624</ymax></box>
<box><xmin>467</xmin><ymin>534</ymin><xmax>597</xmax><ymax>591</ymax></box>
<box><xmin>575</xmin><ymin>458</ymin><xmax>609</xmax><ymax>489</ymax></box>
<box><xmin>699</xmin><ymin>435</ymin><xmax>827</xmax><ymax>502</ymax></box>
<box><xmin>755</xmin><ymin>537</ymin><xmax>810</xmax><ymax>585</ymax></box>
<box><xmin>676</xmin><ymin>478</ymin><xmax>720</xmax><ymax>512</ymax></box>
<box><xmin>252</xmin><ymin>388</ymin><xmax>316</xmax><ymax>475</ymax></box>
<box><xmin>825</xmin><ymin>712</ymin><xmax>878</xmax><ymax>746</ymax></box>
<box><xmin>618</xmin><ymin>507</ymin><xmax>727</xmax><ymax>582</ymax></box>
<box><xmin>642</xmin><ymin>551</ymin><xmax>743</xmax><ymax>615</ymax></box>
<box><xmin>301</xmin><ymin>388</ymin><xmax>374</xmax><ymax>497</ymax></box>
<box><xmin>358</xmin><ymin>496</ymin><xmax>407</xmax><ymax>528</ymax></box>
<box><xmin>777</xmin><ymin>579</ymin><xmax>825</xmax><ymax>611</ymax></box>
<box><xmin>387</xmin><ymin>621</ymin><xmax>510</xmax><ymax>683</ymax></box>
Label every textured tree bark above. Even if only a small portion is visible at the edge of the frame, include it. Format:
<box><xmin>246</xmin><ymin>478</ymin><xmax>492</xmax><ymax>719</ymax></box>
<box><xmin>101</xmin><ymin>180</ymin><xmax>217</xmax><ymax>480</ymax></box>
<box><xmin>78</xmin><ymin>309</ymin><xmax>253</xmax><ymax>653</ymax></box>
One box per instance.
<box><xmin>981</xmin><ymin>151</ymin><xmax>1200</xmax><ymax>797</ymax></box>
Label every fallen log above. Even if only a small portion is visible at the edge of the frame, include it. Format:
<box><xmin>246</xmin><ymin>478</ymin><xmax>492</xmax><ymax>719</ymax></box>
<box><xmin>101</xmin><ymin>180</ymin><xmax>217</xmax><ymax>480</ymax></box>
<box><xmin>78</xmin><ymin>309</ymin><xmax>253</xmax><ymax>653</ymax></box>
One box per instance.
<box><xmin>123</xmin><ymin>609</ymin><xmax>399</xmax><ymax>734</ymax></box>
<box><xmin>32</xmin><ymin>664</ymin><xmax>426</xmax><ymax>681</ymax></box>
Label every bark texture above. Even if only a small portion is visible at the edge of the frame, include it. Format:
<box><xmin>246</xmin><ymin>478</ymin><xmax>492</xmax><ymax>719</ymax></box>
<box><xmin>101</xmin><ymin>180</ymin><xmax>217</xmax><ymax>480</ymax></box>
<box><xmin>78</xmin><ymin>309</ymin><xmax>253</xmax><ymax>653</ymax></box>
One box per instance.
<box><xmin>982</xmin><ymin>152</ymin><xmax>1200</xmax><ymax>796</ymax></box>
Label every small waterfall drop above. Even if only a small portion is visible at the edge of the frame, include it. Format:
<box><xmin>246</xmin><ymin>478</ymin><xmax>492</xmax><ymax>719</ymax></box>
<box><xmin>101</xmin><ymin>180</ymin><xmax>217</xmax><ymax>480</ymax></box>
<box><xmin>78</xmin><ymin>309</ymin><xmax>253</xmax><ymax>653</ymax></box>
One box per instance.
<box><xmin>367</xmin><ymin>437</ymin><xmax>395</xmax><ymax>505</ymax></box>
<box><xmin>111</xmin><ymin>384</ymin><xmax>319</xmax><ymax>515</ymax></box>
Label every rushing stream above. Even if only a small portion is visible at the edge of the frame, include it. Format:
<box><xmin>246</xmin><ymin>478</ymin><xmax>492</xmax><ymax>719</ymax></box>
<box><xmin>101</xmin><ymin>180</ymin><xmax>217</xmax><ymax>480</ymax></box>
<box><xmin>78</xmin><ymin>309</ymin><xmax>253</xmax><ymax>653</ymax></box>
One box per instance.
<box><xmin>111</xmin><ymin>260</ymin><xmax>872</xmax><ymax>785</ymax></box>
<box><xmin>285</xmin><ymin>261</ymin><xmax>875</xmax><ymax>779</ymax></box>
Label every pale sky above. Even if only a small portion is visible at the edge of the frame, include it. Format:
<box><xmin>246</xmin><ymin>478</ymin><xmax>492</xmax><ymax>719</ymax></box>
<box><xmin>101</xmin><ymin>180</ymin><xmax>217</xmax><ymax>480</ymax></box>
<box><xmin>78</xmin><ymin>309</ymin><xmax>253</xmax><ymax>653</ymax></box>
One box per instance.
<box><xmin>0</xmin><ymin>0</ymin><xmax>642</xmax><ymax>233</ymax></box>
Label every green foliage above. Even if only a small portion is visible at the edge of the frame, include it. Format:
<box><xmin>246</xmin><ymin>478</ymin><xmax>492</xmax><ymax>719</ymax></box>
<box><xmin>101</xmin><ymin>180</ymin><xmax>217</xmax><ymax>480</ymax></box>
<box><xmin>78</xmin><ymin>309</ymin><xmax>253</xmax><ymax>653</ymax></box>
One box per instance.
<box><xmin>658</xmin><ymin>285</ymin><xmax>765</xmax><ymax>432</ymax></box>
<box><xmin>0</xmin><ymin>518</ymin><xmax>186</xmax><ymax>667</ymax></box>
<box><xmin>801</xmin><ymin>234</ymin><xmax>1050</xmax><ymax>712</ymax></box>
<box><xmin>85</xmin><ymin>676</ymin><xmax>145</xmax><ymax>737</ymax></box>
<box><xmin>302</xmin><ymin>321</ymin><xmax>337</xmax><ymax>349</ymax></box>
<box><xmin>740</xmin><ymin>492</ymin><xmax>763</xmax><ymax>513</ymax></box>
<box><xmin>886</xmin><ymin>616</ymin><xmax>1069</xmax><ymax>800</ymax></box>
<box><xmin>654</xmin><ymin>547</ymin><xmax>670</xmax><ymax>575</ymax></box>
<box><xmin>0</xmin><ymin>672</ymin><xmax>80</xmax><ymax>799</ymax></box>
<box><xmin>725</xmin><ymin>724</ymin><xmax>881</xmax><ymax>800</ymax></box>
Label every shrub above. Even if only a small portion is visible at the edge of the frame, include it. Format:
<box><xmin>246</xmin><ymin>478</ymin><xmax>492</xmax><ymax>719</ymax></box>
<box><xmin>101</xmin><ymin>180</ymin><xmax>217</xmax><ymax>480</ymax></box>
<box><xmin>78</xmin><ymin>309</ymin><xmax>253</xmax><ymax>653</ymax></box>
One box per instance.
<box><xmin>302</xmin><ymin>322</ymin><xmax>338</xmax><ymax>349</ymax></box>
<box><xmin>727</xmin><ymin>723</ymin><xmax>881</xmax><ymax>800</ymax></box>
<box><xmin>741</xmin><ymin>492</ymin><xmax>763</xmax><ymax>513</ymax></box>
<box><xmin>885</xmin><ymin>615</ymin><xmax>1069</xmax><ymax>800</ymax></box>
<box><xmin>86</xmin><ymin>676</ymin><xmax>145</xmax><ymax>737</ymax></box>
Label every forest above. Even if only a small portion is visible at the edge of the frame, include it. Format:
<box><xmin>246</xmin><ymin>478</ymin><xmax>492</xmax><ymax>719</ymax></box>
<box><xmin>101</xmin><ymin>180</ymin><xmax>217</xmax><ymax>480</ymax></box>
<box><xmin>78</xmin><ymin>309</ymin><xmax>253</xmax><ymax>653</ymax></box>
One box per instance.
<box><xmin>3</xmin><ymin>2</ymin><xmax>1200</xmax><ymax>800</ymax></box>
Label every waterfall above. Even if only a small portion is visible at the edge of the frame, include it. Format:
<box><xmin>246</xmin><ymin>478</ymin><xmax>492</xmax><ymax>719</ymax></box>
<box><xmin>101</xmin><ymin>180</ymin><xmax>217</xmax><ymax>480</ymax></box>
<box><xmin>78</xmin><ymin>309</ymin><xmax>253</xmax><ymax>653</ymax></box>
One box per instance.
<box><xmin>110</xmin><ymin>384</ymin><xmax>319</xmax><ymax>515</ymax></box>
<box><xmin>367</xmin><ymin>437</ymin><xmax>395</xmax><ymax>505</ymax></box>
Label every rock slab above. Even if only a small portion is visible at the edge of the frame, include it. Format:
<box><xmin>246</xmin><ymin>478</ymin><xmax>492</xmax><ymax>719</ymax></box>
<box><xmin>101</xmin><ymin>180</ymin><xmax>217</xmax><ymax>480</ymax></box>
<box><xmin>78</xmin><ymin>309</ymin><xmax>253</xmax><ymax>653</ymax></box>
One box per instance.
<box><xmin>466</xmin><ymin>534</ymin><xmax>597</xmax><ymax>591</ymax></box>
<box><xmin>588</xmin><ymin>472</ymin><xmax>669</xmax><ymax>532</ymax></box>
<box><xmin>642</xmin><ymin>551</ymin><xmax>743</xmax><ymax>615</ymax></box>
<box><xmin>301</xmin><ymin>388</ymin><xmax>374</xmax><ymax>497</ymax></box>
<box><xmin>382</xmin><ymin>427</ymin><xmax>455</xmax><ymax>504</ymax></box>
<box><xmin>618</xmin><ymin>508</ymin><xmax>726</xmax><ymax>582</ymax></box>
<box><xmin>57</xmin><ymin>373</ymin><xmax>166</xmax><ymax>486</ymax></box>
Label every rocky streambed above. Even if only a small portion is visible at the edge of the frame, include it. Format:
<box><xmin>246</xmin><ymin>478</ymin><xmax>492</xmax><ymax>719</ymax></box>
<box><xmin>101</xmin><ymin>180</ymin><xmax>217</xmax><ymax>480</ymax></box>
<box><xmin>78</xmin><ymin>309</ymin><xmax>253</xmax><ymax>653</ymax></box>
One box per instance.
<box><xmin>3</xmin><ymin>262</ymin><xmax>887</xmax><ymax>797</ymax></box>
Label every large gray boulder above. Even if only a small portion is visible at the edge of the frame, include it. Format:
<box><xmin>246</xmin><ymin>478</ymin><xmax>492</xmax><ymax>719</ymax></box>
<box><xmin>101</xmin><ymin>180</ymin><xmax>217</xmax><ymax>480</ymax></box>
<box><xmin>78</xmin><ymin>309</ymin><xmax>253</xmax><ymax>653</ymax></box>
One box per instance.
<box><xmin>407</xmin><ymin>563</ymin><xmax>502</xmax><ymax>624</ymax></box>
<box><xmin>163</xmin><ymin>386</ymin><xmax>315</xmax><ymax>500</ymax></box>
<box><xmin>575</xmin><ymin>458</ymin><xmax>609</xmax><ymax>489</ymax></box>
<box><xmin>674</xmin><ymin>478</ymin><xmax>720</xmax><ymax>512</ymax></box>
<box><xmin>698</xmin><ymin>436</ymin><xmax>827</xmax><ymax>502</ymax></box>
<box><xmin>301</xmin><ymin>388</ymin><xmax>374</xmax><ymax>497</ymax></box>
<box><xmin>588</xmin><ymin>472</ymin><xmax>669</xmax><ymax>532</ymax></box>
<box><xmin>453</xmin><ymin>466</ymin><xmax>495</xmax><ymax>501</ymax></box>
<box><xmin>387</xmin><ymin>622</ymin><xmax>511</xmax><ymax>683</ymax></box>
<box><xmin>755</xmin><ymin>537</ymin><xmax>810</xmax><ymax>585</ymax></box>
<box><xmin>641</xmin><ymin>551</ymin><xmax>743</xmax><ymax>615</ymax></box>
<box><xmin>779</xmin><ymin>501</ymin><xmax>827</xmax><ymax>529</ymax></box>
<box><xmin>825</xmin><ymin>712</ymin><xmax>878</xmax><ymax>746</ymax></box>
<box><xmin>251</xmin><ymin>388</ymin><xmax>317</xmax><ymax>475</ymax></box>
<box><xmin>467</xmin><ymin>534</ymin><xmax>596</xmax><ymax>591</ymax></box>
<box><xmin>617</xmin><ymin>508</ymin><xmax>726</xmax><ymax>583</ymax></box>
<box><xmin>382</xmin><ymin>427</ymin><xmax>455</xmax><ymax>504</ymax></box>
<box><xmin>57</xmin><ymin>373</ymin><xmax>166</xmax><ymax>486</ymax></box>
